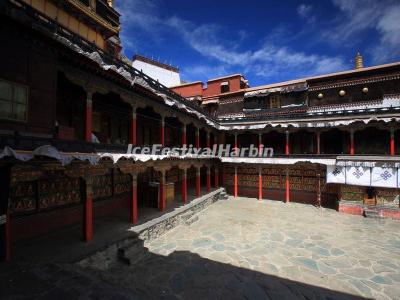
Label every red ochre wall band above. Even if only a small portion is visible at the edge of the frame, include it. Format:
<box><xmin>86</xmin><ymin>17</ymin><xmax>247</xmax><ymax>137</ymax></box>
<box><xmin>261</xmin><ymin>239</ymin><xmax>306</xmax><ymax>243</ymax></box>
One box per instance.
<box><xmin>7</xmin><ymin>162</ymin><xmax>400</xmax><ymax>241</ymax></box>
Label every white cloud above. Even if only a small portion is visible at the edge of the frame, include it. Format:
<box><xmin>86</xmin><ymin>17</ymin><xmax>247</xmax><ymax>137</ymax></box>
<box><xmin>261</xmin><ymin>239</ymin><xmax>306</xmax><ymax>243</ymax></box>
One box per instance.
<box><xmin>181</xmin><ymin>65</ymin><xmax>229</xmax><ymax>82</ymax></box>
<box><xmin>167</xmin><ymin>16</ymin><xmax>347</xmax><ymax>81</ymax></box>
<box><xmin>327</xmin><ymin>0</ymin><xmax>400</xmax><ymax>63</ymax></box>
<box><xmin>115</xmin><ymin>0</ymin><xmax>348</xmax><ymax>82</ymax></box>
<box><xmin>297</xmin><ymin>4</ymin><xmax>315</xmax><ymax>24</ymax></box>
<box><xmin>297</xmin><ymin>4</ymin><xmax>313</xmax><ymax>18</ymax></box>
<box><xmin>114</xmin><ymin>0</ymin><xmax>163</xmax><ymax>51</ymax></box>
<box><xmin>374</xmin><ymin>5</ymin><xmax>400</xmax><ymax>62</ymax></box>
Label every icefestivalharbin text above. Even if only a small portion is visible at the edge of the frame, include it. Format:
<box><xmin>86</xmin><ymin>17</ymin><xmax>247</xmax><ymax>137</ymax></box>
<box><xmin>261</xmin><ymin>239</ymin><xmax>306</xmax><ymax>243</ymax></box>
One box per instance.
<box><xmin>126</xmin><ymin>144</ymin><xmax>274</xmax><ymax>158</ymax></box>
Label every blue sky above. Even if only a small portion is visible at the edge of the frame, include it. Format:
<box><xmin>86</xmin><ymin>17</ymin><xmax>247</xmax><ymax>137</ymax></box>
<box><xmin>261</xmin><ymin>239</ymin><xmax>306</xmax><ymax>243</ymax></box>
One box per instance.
<box><xmin>115</xmin><ymin>0</ymin><xmax>400</xmax><ymax>87</ymax></box>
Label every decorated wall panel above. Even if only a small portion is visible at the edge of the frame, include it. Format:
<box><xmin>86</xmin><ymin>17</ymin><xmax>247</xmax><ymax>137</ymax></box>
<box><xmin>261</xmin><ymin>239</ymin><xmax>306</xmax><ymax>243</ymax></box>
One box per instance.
<box><xmin>38</xmin><ymin>177</ymin><xmax>80</xmax><ymax>210</ymax></box>
<box><xmin>10</xmin><ymin>174</ymin><xmax>82</xmax><ymax>215</ymax></box>
<box><xmin>9</xmin><ymin>181</ymin><xmax>37</xmax><ymax>214</ymax></box>
<box><xmin>92</xmin><ymin>170</ymin><xmax>113</xmax><ymax>200</ymax></box>
<box><xmin>224</xmin><ymin>163</ymin><xmax>337</xmax><ymax>207</ymax></box>
<box><xmin>113</xmin><ymin>170</ymin><xmax>131</xmax><ymax>195</ymax></box>
<box><xmin>340</xmin><ymin>185</ymin><xmax>365</xmax><ymax>202</ymax></box>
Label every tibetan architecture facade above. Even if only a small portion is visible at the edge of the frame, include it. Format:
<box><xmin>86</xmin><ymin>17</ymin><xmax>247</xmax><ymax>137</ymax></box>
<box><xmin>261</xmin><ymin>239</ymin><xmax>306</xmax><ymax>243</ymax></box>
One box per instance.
<box><xmin>0</xmin><ymin>0</ymin><xmax>399</xmax><ymax>263</ymax></box>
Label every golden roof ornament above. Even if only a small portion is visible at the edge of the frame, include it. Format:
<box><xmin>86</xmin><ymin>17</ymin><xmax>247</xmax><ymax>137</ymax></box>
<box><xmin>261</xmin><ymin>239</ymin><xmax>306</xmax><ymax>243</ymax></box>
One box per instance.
<box><xmin>355</xmin><ymin>52</ymin><xmax>364</xmax><ymax>69</ymax></box>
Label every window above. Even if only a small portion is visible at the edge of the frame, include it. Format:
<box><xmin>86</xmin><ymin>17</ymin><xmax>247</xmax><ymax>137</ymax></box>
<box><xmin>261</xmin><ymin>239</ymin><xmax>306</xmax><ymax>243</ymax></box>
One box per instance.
<box><xmin>0</xmin><ymin>79</ymin><xmax>28</xmax><ymax>121</ymax></box>
<box><xmin>220</xmin><ymin>82</ymin><xmax>230</xmax><ymax>93</ymax></box>
<box><xmin>269</xmin><ymin>95</ymin><xmax>281</xmax><ymax>109</ymax></box>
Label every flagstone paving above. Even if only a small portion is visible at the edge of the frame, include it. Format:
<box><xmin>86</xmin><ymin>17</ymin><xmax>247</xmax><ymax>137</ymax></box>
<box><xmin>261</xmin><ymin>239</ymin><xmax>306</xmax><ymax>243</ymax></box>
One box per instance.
<box><xmin>97</xmin><ymin>197</ymin><xmax>400</xmax><ymax>299</ymax></box>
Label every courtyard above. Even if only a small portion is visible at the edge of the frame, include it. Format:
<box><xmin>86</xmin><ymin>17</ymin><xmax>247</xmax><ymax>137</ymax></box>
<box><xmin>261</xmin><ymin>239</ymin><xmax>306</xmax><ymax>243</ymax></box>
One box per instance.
<box><xmin>2</xmin><ymin>196</ymin><xmax>400</xmax><ymax>299</ymax></box>
<box><xmin>84</xmin><ymin>197</ymin><xmax>400</xmax><ymax>299</ymax></box>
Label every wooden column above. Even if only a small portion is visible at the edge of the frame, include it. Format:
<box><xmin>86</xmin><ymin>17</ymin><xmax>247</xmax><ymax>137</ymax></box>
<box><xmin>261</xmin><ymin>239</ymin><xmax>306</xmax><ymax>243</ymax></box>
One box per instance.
<box><xmin>214</xmin><ymin>167</ymin><xmax>219</xmax><ymax>188</ymax></box>
<box><xmin>195</xmin><ymin>128</ymin><xmax>200</xmax><ymax>149</ymax></box>
<box><xmin>221</xmin><ymin>167</ymin><xmax>225</xmax><ymax>187</ymax></box>
<box><xmin>258</xmin><ymin>165</ymin><xmax>263</xmax><ymax>201</ymax></box>
<box><xmin>206</xmin><ymin>131</ymin><xmax>211</xmax><ymax>148</ymax></box>
<box><xmin>234</xmin><ymin>133</ymin><xmax>238</xmax><ymax>150</ymax></box>
<box><xmin>285</xmin><ymin>168</ymin><xmax>290</xmax><ymax>203</ymax></box>
<box><xmin>130</xmin><ymin>111</ymin><xmax>137</xmax><ymax>145</ymax></box>
<box><xmin>130</xmin><ymin>174</ymin><xmax>138</xmax><ymax>224</ymax></box>
<box><xmin>160</xmin><ymin>117</ymin><xmax>165</xmax><ymax>146</ymax></box>
<box><xmin>390</xmin><ymin>127</ymin><xmax>395</xmax><ymax>156</ymax></box>
<box><xmin>214</xmin><ymin>133</ymin><xmax>218</xmax><ymax>147</ymax></box>
<box><xmin>181</xmin><ymin>168</ymin><xmax>187</xmax><ymax>204</ymax></box>
<box><xmin>5</xmin><ymin>212</ymin><xmax>11</xmax><ymax>262</ymax></box>
<box><xmin>0</xmin><ymin>166</ymin><xmax>11</xmax><ymax>262</ymax></box>
<box><xmin>316</xmin><ymin>131</ymin><xmax>321</xmax><ymax>155</ymax></box>
<box><xmin>206</xmin><ymin>166</ymin><xmax>211</xmax><ymax>192</ymax></box>
<box><xmin>83</xmin><ymin>178</ymin><xmax>93</xmax><ymax>242</ymax></box>
<box><xmin>234</xmin><ymin>166</ymin><xmax>238</xmax><ymax>198</ymax></box>
<box><xmin>196</xmin><ymin>167</ymin><xmax>201</xmax><ymax>197</ymax></box>
<box><xmin>258</xmin><ymin>132</ymin><xmax>263</xmax><ymax>153</ymax></box>
<box><xmin>159</xmin><ymin>171</ymin><xmax>166</xmax><ymax>211</ymax></box>
<box><xmin>317</xmin><ymin>166</ymin><xmax>322</xmax><ymax>208</ymax></box>
<box><xmin>181</xmin><ymin>123</ymin><xmax>187</xmax><ymax>147</ymax></box>
<box><xmin>285</xmin><ymin>130</ymin><xmax>290</xmax><ymax>155</ymax></box>
<box><xmin>350</xmin><ymin>128</ymin><xmax>355</xmax><ymax>155</ymax></box>
<box><xmin>85</xmin><ymin>92</ymin><xmax>93</xmax><ymax>143</ymax></box>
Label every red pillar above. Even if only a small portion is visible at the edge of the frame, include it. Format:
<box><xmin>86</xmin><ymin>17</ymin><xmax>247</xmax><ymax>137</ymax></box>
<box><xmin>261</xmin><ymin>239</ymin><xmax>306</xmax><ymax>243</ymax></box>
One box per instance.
<box><xmin>182</xmin><ymin>124</ymin><xmax>187</xmax><ymax>147</ymax></box>
<box><xmin>285</xmin><ymin>130</ymin><xmax>290</xmax><ymax>155</ymax></box>
<box><xmin>214</xmin><ymin>168</ymin><xmax>219</xmax><ymax>188</ymax></box>
<box><xmin>159</xmin><ymin>172</ymin><xmax>166</xmax><ymax>211</ymax></box>
<box><xmin>130</xmin><ymin>112</ymin><xmax>137</xmax><ymax>145</ymax></box>
<box><xmin>258</xmin><ymin>166</ymin><xmax>263</xmax><ymax>200</ymax></box>
<box><xmin>196</xmin><ymin>168</ymin><xmax>201</xmax><ymax>197</ymax></box>
<box><xmin>84</xmin><ymin>181</ymin><xmax>93</xmax><ymax>242</ymax></box>
<box><xmin>130</xmin><ymin>175</ymin><xmax>138</xmax><ymax>224</ymax></box>
<box><xmin>285</xmin><ymin>168</ymin><xmax>290</xmax><ymax>203</ymax></box>
<box><xmin>160</xmin><ymin>118</ymin><xmax>165</xmax><ymax>146</ymax></box>
<box><xmin>195</xmin><ymin>128</ymin><xmax>200</xmax><ymax>149</ymax></box>
<box><xmin>234</xmin><ymin>133</ymin><xmax>238</xmax><ymax>150</ymax></box>
<box><xmin>234</xmin><ymin>166</ymin><xmax>238</xmax><ymax>198</ymax></box>
<box><xmin>206</xmin><ymin>167</ymin><xmax>211</xmax><ymax>192</ymax></box>
<box><xmin>85</xmin><ymin>95</ymin><xmax>92</xmax><ymax>142</ymax></box>
<box><xmin>350</xmin><ymin>129</ymin><xmax>355</xmax><ymax>155</ymax></box>
<box><xmin>181</xmin><ymin>169</ymin><xmax>187</xmax><ymax>204</ymax></box>
<box><xmin>390</xmin><ymin>128</ymin><xmax>395</xmax><ymax>156</ymax></box>
<box><xmin>316</xmin><ymin>131</ymin><xmax>321</xmax><ymax>155</ymax></box>
<box><xmin>5</xmin><ymin>211</ymin><xmax>11</xmax><ymax>262</ymax></box>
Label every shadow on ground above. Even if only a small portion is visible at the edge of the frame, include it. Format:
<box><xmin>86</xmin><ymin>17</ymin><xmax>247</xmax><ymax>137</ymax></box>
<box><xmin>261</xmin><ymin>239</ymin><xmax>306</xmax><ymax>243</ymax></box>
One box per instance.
<box><xmin>1</xmin><ymin>233</ymin><xmax>369</xmax><ymax>300</ymax></box>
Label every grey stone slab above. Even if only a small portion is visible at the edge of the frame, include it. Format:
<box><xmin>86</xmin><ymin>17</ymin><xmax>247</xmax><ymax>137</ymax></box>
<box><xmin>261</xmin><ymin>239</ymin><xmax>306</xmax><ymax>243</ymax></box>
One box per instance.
<box><xmin>8</xmin><ymin>196</ymin><xmax>400</xmax><ymax>300</ymax></box>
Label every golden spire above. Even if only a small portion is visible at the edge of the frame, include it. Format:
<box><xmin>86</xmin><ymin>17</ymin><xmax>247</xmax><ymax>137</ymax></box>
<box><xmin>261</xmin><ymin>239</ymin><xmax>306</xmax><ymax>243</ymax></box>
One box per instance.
<box><xmin>355</xmin><ymin>52</ymin><xmax>364</xmax><ymax>69</ymax></box>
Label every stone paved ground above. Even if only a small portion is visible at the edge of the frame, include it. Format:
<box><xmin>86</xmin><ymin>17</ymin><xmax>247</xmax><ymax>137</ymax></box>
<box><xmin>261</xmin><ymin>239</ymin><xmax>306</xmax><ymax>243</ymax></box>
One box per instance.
<box><xmin>3</xmin><ymin>197</ymin><xmax>400</xmax><ymax>299</ymax></box>
<box><xmin>94</xmin><ymin>197</ymin><xmax>400</xmax><ymax>299</ymax></box>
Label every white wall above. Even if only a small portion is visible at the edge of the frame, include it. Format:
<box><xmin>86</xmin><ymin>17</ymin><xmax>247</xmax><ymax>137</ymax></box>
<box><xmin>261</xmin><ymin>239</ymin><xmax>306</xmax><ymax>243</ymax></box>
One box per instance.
<box><xmin>132</xmin><ymin>60</ymin><xmax>181</xmax><ymax>87</ymax></box>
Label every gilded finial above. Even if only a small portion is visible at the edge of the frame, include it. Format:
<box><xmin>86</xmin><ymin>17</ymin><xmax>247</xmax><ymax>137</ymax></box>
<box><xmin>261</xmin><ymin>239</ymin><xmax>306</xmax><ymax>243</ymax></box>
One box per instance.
<box><xmin>355</xmin><ymin>52</ymin><xmax>364</xmax><ymax>69</ymax></box>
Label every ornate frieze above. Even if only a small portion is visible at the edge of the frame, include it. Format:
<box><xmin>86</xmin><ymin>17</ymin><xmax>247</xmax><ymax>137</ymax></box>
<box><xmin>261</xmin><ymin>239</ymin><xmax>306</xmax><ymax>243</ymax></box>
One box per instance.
<box><xmin>309</xmin><ymin>73</ymin><xmax>400</xmax><ymax>91</ymax></box>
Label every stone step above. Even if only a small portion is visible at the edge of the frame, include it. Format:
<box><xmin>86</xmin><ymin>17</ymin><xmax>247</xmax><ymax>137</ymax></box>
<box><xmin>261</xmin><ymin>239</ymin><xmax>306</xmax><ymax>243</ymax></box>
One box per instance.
<box><xmin>180</xmin><ymin>210</ymin><xmax>195</xmax><ymax>222</ymax></box>
<box><xmin>117</xmin><ymin>239</ymin><xmax>148</xmax><ymax>265</ymax></box>
<box><xmin>219</xmin><ymin>191</ymin><xmax>229</xmax><ymax>200</ymax></box>
<box><xmin>184</xmin><ymin>215</ymin><xmax>199</xmax><ymax>226</ymax></box>
<box><xmin>364</xmin><ymin>209</ymin><xmax>382</xmax><ymax>219</ymax></box>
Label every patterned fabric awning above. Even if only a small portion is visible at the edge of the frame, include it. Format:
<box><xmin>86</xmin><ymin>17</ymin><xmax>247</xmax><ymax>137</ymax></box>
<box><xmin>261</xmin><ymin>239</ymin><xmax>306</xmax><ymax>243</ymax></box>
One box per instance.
<box><xmin>327</xmin><ymin>165</ymin><xmax>400</xmax><ymax>188</ymax></box>
<box><xmin>0</xmin><ymin>146</ymin><xmax>215</xmax><ymax>166</ymax></box>
<box><xmin>244</xmin><ymin>82</ymin><xmax>308</xmax><ymax>98</ymax></box>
